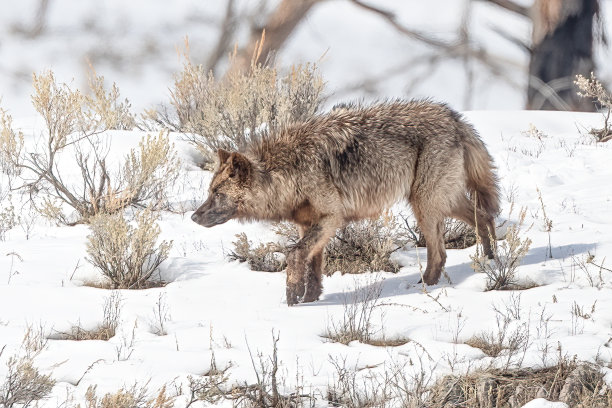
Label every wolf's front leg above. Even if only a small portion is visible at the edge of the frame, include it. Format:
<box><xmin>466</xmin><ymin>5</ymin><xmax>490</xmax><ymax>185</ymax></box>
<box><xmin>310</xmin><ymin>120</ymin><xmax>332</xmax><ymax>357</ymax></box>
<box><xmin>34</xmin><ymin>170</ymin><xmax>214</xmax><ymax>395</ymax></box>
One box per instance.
<box><xmin>286</xmin><ymin>248</ymin><xmax>307</xmax><ymax>306</ymax></box>
<box><xmin>303</xmin><ymin>250</ymin><xmax>323</xmax><ymax>303</ymax></box>
<box><xmin>290</xmin><ymin>215</ymin><xmax>342</xmax><ymax>304</ymax></box>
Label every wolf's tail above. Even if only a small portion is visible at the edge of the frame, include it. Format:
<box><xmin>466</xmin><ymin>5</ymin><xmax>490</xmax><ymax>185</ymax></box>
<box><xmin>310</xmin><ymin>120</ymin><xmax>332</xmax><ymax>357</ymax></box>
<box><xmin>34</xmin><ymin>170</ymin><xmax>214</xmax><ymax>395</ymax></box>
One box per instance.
<box><xmin>461</xmin><ymin>123</ymin><xmax>500</xmax><ymax>218</ymax></box>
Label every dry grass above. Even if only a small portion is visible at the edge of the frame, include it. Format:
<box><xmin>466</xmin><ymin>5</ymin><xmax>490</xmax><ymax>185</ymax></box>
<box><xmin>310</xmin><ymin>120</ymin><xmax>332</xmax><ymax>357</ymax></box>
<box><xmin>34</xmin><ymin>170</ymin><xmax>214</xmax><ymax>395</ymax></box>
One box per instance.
<box><xmin>144</xmin><ymin>47</ymin><xmax>325</xmax><ymax>168</ymax></box>
<box><xmin>323</xmin><ymin>277</ymin><xmax>405</xmax><ymax>346</ymax></box>
<box><xmin>427</xmin><ymin>359</ymin><xmax>612</xmax><ymax>407</ymax></box>
<box><xmin>85</xmin><ymin>210</ymin><xmax>172</xmax><ymax>289</ymax></box>
<box><xmin>187</xmin><ymin>332</ymin><xmax>313</xmax><ymax>408</ymax></box>
<box><xmin>77</xmin><ymin>384</ymin><xmax>175</xmax><ymax>408</ymax></box>
<box><xmin>55</xmin><ymin>292</ymin><xmax>121</xmax><ymax>341</ymax></box>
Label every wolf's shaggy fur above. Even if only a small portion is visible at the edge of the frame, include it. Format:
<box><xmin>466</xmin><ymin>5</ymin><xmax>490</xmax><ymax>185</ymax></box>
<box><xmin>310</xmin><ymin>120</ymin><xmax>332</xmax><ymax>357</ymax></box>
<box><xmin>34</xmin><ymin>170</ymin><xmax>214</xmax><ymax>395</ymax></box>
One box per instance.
<box><xmin>192</xmin><ymin>100</ymin><xmax>500</xmax><ymax>305</ymax></box>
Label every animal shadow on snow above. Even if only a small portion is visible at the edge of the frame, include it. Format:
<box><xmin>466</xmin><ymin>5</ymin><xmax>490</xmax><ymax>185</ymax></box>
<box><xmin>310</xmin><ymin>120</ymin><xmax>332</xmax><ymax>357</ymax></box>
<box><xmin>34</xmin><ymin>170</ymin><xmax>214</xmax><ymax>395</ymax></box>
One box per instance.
<box><xmin>312</xmin><ymin>242</ymin><xmax>596</xmax><ymax>307</ymax></box>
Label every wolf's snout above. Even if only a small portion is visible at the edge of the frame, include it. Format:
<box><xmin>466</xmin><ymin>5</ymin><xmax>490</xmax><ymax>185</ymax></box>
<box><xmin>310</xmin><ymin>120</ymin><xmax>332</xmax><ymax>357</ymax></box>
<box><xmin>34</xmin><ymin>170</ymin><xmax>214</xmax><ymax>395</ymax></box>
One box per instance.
<box><xmin>191</xmin><ymin>212</ymin><xmax>198</xmax><ymax>222</ymax></box>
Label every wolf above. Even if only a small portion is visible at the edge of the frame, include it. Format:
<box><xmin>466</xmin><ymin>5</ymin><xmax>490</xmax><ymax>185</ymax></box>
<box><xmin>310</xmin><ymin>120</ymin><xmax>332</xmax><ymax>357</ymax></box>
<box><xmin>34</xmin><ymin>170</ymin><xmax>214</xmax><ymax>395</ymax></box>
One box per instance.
<box><xmin>191</xmin><ymin>100</ymin><xmax>500</xmax><ymax>305</ymax></box>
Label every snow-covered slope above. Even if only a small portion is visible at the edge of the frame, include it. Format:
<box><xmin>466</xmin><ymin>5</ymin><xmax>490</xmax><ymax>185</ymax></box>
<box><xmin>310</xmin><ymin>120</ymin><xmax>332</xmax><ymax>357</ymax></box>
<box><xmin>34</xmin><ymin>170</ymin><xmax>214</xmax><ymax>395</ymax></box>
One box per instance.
<box><xmin>0</xmin><ymin>109</ymin><xmax>611</xmax><ymax>407</ymax></box>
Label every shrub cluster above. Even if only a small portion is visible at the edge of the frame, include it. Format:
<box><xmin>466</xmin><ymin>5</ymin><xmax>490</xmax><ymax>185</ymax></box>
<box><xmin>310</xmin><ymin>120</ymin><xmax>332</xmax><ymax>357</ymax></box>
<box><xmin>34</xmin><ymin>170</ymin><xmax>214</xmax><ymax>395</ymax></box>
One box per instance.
<box><xmin>0</xmin><ymin>71</ymin><xmax>179</xmax><ymax>225</ymax></box>
<box><xmin>231</xmin><ymin>214</ymin><xmax>409</xmax><ymax>275</ymax></box>
<box><xmin>471</xmin><ymin>208</ymin><xmax>532</xmax><ymax>290</ymax></box>
<box><xmin>85</xmin><ymin>210</ymin><xmax>172</xmax><ymax>289</ymax></box>
<box><xmin>144</xmin><ymin>53</ymin><xmax>325</xmax><ymax>168</ymax></box>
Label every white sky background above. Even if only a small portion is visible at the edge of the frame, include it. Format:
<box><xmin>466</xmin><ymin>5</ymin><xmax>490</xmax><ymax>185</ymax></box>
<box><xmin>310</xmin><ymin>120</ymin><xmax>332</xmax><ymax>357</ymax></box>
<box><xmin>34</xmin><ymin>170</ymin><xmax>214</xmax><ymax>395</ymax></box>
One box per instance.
<box><xmin>0</xmin><ymin>0</ymin><xmax>610</xmax><ymax>117</ymax></box>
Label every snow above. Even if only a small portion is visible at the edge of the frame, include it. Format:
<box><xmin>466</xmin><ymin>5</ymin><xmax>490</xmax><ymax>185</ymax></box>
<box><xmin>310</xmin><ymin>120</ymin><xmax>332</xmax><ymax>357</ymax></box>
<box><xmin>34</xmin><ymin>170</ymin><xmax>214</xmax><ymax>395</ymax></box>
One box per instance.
<box><xmin>1</xmin><ymin>1</ymin><xmax>612</xmax><ymax>406</ymax></box>
<box><xmin>521</xmin><ymin>399</ymin><xmax>569</xmax><ymax>408</ymax></box>
<box><xmin>1</xmin><ymin>109</ymin><xmax>611</xmax><ymax>406</ymax></box>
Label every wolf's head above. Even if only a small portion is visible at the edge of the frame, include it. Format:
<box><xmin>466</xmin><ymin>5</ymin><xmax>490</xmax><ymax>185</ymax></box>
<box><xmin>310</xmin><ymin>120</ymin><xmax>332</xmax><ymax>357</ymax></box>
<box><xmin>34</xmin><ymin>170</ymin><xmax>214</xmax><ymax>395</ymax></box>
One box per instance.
<box><xmin>191</xmin><ymin>149</ymin><xmax>253</xmax><ymax>227</ymax></box>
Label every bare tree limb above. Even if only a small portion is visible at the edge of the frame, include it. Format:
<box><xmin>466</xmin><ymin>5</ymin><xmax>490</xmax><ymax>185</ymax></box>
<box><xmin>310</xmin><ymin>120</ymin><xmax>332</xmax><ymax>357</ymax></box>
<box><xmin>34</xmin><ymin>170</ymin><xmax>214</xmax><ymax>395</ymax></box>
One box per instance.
<box><xmin>206</xmin><ymin>0</ymin><xmax>237</xmax><ymax>74</ymax></box>
<box><xmin>228</xmin><ymin>0</ymin><xmax>321</xmax><ymax>74</ymax></box>
<box><xmin>348</xmin><ymin>0</ymin><xmax>522</xmax><ymax>80</ymax></box>
<box><xmin>349</xmin><ymin>0</ymin><xmax>460</xmax><ymax>49</ymax></box>
<box><xmin>481</xmin><ymin>0</ymin><xmax>530</xmax><ymax>17</ymax></box>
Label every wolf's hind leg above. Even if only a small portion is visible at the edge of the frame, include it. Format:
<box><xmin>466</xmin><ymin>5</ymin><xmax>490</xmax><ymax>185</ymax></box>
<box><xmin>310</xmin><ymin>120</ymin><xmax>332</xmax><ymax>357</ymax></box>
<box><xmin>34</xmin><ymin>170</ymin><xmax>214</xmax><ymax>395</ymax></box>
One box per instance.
<box><xmin>451</xmin><ymin>196</ymin><xmax>496</xmax><ymax>259</ymax></box>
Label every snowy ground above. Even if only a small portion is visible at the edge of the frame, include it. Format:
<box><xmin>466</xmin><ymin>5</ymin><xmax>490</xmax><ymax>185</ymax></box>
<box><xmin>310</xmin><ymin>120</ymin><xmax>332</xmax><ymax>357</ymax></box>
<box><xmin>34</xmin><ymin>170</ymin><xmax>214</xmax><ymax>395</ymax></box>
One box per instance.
<box><xmin>0</xmin><ymin>109</ymin><xmax>611</xmax><ymax>407</ymax></box>
<box><xmin>1</xmin><ymin>1</ymin><xmax>612</xmax><ymax>407</ymax></box>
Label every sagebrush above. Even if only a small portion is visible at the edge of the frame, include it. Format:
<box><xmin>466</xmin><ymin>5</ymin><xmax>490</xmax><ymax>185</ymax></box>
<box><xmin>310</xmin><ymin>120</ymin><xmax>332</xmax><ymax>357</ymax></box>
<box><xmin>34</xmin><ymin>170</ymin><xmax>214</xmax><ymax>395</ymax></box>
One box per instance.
<box><xmin>411</xmin><ymin>218</ymin><xmax>477</xmax><ymax>250</ymax></box>
<box><xmin>575</xmin><ymin>73</ymin><xmax>612</xmax><ymax>142</ymax></box>
<box><xmin>144</xmin><ymin>50</ymin><xmax>325</xmax><ymax>168</ymax></box>
<box><xmin>85</xmin><ymin>210</ymin><xmax>172</xmax><ymax>289</ymax></box>
<box><xmin>232</xmin><ymin>214</ymin><xmax>408</xmax><ymax>275</ymax></box>
<box><xmin>228</xmin><ymin>232</ymin><xmax>286</xmax><ymax>272</ymax></box>
<box><xmin>0</xmin><ymin>326</ymin><xmax>55</xmax><ymax>408</ymax></box>
<box><xmin>76</xmin><ymin>384</ymin><xmax>175</xmax><ymax>408</ymax></box>
<box><xmin>471</xmin><ymin>207</ymin><xmax>532</xmax><ymax>290</ymax></box>
<box><xmin>325</xmin><ymin>214</ymin><xmax>409</xmax><ymax>275</ymax></box>
<box><xmin>0</xmin><ymin>71</ymin><xmax>179</xmax><ymax>224</ymax></box>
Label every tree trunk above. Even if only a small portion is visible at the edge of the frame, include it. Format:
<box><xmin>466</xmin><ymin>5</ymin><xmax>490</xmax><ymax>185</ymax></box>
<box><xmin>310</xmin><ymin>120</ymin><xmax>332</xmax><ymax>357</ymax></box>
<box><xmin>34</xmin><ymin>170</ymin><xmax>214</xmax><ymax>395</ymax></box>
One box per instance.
<box><xmin>528</xmin><ymin>0</ymin><xmax>600</xmax><ymax>110</ymax></box>
<box><xmin>226</xmin><ymin>0</ymin><xmax>321</xmax><ymax>75</ymax></box>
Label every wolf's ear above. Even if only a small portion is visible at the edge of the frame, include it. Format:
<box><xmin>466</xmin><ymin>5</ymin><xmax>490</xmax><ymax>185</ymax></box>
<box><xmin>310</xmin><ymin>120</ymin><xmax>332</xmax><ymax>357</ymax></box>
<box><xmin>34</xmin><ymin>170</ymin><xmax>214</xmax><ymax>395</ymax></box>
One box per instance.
<box><xmin>228</xmin><ymin>152</ymin><xmax>252</xmax><ymax>181</ymax></box>
<box><xmin>217</xmin><ymin>149</ymin><xmax>231</xmax><ymax>163</ymax></box>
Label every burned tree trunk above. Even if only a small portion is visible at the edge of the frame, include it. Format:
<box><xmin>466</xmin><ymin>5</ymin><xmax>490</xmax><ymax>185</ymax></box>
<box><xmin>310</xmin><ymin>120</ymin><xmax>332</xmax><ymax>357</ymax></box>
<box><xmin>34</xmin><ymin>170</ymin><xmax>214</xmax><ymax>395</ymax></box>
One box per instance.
<box><xmin>528</xmin><ymin>0</ymin><xmax>601</xmax><ymax>110</ymax></box>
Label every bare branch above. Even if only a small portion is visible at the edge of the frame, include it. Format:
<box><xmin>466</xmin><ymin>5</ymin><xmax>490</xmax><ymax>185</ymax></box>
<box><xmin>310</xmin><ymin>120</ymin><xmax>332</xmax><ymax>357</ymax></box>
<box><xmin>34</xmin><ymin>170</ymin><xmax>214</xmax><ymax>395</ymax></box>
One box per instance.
<box><xmin>481</xmin><ymin>0</ymin><xmax>530</xmax><ymax>17</ymax></box>
<box><xmin>349</xmin><ymin>0</ymin><xmax>460</xmax><ymax>49</ymax></box>
<box><xmin>228</xmin><ymin>0</ymin><xmax>321</xmax><ymax>74</ymax></box>
<box><xmin>348</xmin><ymin>0</ymin><xmax>524</xmax><ymax>87</ymax></box>
<box><xmin>205</xmin><ymin>0</ymin><xmax>237</xmax><ymax>74</ymax></box>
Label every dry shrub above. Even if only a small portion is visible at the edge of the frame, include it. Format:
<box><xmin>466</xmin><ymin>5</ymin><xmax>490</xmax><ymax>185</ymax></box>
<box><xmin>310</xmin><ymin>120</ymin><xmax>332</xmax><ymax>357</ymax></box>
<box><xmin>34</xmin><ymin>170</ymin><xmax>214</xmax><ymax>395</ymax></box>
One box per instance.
<box><xmin>0</xmin><ymin>108</ymin><xmax>23</xmax><ymax>177</ymax></box>
<box><xmin>144</xmin><ymin>49</ymin><xmax>325</xmax><ymax>168</ymax></box>
<box><xmin>85</xmin><ymin>210</ymin><xmax>172</xmax><ymax>289</ymax></box>
<box><xmin>0</xmin><ymin>71</ymin><xmax>179</xmax><ymax>224</ymax></box>
<box><xmin>228</xmin><ymin>232</ymin><xmax>286</xmax><ymax>272</ymax></box>
<box><xmin>325</xmin><ymin>214</ymin><xmax>409</xmax><ymax>275</ymax></box>
<box><xmin>232</xmin><ymin>214</ymin><xmax>408</xmax><ymax>275</ymax></box>
<box><xmin>575</xmin><ymin>73</ymin><xmax>612</xmax><ymax>142</ymax></box>
<box><xmin>324</xmin><ymin>278</ymin><xmax>389</xmax><ymax>346</ymax></box>
<box><xmin>326</xmin><ymin>354</ymin><xmax>432</xmax><ymax>408</ymax></box>
<box><xmin>86</xmin><ymin>72</ymin><xmax>135</xmax><ymax>131</ymax></box>
<box><xmin>185</xmin><ymin>362</ymin><xmax>229</xmax><ymax>406</ymax></box>
<box><xmin>464</xmin><ymin>309</ymin><xmax>529</xmax><ymax>370</ymax></box>
<box><xmin>0</xmin><ymin>196</ymin><xmax>17</xmax><ymax>241</ymax></box>
<box><xmin>227</xmin><ymin>332</ymin><xmax>313</xmax><ymax>408</ymax></box>
<box><xmin>471</xmin><ymin>208</ymin><xmax>532</xmax><ymax>291</ymax></box>
<box><xmin>0</xmin><ymin>357</ymin><xmax>55</xmax><ymax>408</ymax></box>
<box><xmin>79</xmin><ymin>384</ymin><xmax>174</xmax><ymax>408</ymax></box>
<box><xmin>427</xmin><ymin>359</ymin><xmax>612</xmax><ymax>408</ymax></box>
<box><xmin>56</xmin><ymin>292</ymin><xmax>121</xmax><ymax>341</ymax></box>
<box><xmin>327</xmin><ymin>357</ymin><xmax>393</xmax><ymax>408</ymax></box>
<box><xmin>0</xmin><ymin>326</ymin><xmax>55</xmax><ymax>408</ymax></box>
<box><xmin>411</xmin><ymin>218</ymin><xmax>477</xmax><ymax>250</ymax></box>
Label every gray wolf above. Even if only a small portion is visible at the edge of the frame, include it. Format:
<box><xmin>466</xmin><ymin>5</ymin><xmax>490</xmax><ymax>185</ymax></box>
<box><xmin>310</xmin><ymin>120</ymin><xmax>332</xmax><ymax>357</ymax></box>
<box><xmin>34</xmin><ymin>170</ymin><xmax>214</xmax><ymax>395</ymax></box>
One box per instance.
<box><xmin>191</xmin><ymin>100</ymin><xmax>500</xmax><ymax>305</ymax></box>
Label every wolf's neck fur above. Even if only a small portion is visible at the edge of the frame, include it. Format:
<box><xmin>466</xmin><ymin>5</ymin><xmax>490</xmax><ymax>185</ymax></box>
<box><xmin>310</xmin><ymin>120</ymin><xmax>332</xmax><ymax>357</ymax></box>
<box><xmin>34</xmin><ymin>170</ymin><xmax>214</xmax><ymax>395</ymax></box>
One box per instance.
<box><xmin>239</xmin><ymin>161</ymin><xmax>297</xmax><ymax>223</ymax></box>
